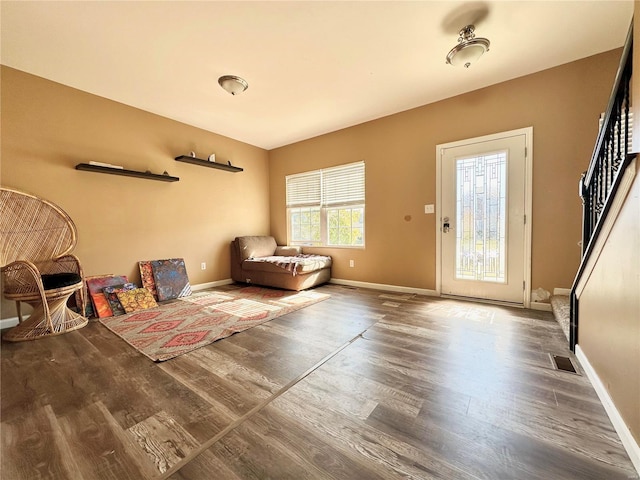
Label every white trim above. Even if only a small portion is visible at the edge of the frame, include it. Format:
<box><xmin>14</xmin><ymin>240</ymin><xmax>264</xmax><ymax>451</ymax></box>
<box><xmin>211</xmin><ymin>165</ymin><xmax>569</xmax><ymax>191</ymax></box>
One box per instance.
<box><xmin>436</xmin><ymin>127</ymin><xmax>533</xmax><ymax>307</ymax></box>
<box><xmin>0</xmin><ymin>317</ymin><xmax>20</xmax><ymax>329</ymax></box>
<box><xmin>440</xmin><ymin>294</ymin><xmax>524</xmax><ymax>308</ymax></box>
<box><xmin>529</xmin><ymin>302</ymin><xmax>552</xmax><ymax>312</ymax></box>
<box><xmin>435</xmin><ymin>145</ymin><xmax>443</xmax><ymax>296</ymax></box>
<box><xmin>329</xmin><ymin>278</ymin><xmax>438</xmax><ymax>297</ymax></box>
<box><xmin>575</xmin><ymin>345</ymin><xmax>640</xmax><ymax>476</ymax></box>
<box><xmin>553</xmin><ymin>288</ymin><xmax>571</xmax><ymax>296</ymax></box>
<box><xmin>191</xmin><ymin>279</ymin><xmax>234</xmax><ymax>291</ymax></box>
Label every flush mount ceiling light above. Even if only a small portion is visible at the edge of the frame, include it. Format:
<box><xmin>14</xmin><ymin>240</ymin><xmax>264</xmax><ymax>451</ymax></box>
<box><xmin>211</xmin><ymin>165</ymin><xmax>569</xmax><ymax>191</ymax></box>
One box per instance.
<box><xmin>218</xmin><ymin>75</ymin><xmax>248</xmax><ymax>95</ymax></box>
<box><xmin>446</xmin><ymin>24</ymin><xmax>490</xmax><ymax>68</ymax></box>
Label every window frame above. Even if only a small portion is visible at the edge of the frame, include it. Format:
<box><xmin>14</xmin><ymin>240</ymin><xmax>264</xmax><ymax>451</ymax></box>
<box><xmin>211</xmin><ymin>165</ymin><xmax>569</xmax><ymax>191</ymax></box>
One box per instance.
<box><xmin>286</xmin><ymin>161</ymin><xmax>365</xmax><ymax>248</ymax></box>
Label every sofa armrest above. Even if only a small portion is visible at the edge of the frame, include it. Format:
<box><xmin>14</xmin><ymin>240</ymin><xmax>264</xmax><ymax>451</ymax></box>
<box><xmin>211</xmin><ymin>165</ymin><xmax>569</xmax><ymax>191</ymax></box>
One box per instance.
<box><xmin>274</xmin><ymin>245</ymin><xmax>302</xmax><ymax>256</ymax></box>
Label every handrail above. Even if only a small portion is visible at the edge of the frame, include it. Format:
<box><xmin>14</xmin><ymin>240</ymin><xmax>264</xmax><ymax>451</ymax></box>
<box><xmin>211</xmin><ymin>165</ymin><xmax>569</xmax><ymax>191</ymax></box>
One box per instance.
<box><xmin>570</xmin><ymin>21</ymin><xmax>635</xmax><ymax>351</ymax></box>
<box><xmin>584</xmin><ymin>25</ymin><xmax>634</xmax><ymax>185</ymax></box>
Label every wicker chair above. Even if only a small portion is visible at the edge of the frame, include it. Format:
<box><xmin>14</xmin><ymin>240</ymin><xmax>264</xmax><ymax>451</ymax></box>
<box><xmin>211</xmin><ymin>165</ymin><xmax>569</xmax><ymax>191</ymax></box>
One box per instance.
<box><xmin>1</xmin><ymin>187</ymin><xmax>87</xmax><ymax>342</ymax></box>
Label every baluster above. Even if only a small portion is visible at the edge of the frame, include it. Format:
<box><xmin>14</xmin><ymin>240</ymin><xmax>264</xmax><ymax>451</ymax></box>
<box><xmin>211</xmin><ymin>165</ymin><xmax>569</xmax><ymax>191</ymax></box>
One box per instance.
<box><xmin>605</xmin><ymin>132</ymin><xmax>611</xmax><ymax>194</ymax></box>
<box><xmin>598</xmin><ymin>148</ymin><xmax>606</xmax><ymax>215</ymax></box>
<box><xmin>590</xmin><ymin>178</ymin><xmax>597</xmax><ymax>236</ymax></box>
<box><xmin>623</xmin><ymin>74</ymin><xmax>630</xmax><ymax>158</ymax></box>
<box><xmin>613</xmin><ymin>97</ymin><xmax>622</xmax><ymax>173</ymax></box>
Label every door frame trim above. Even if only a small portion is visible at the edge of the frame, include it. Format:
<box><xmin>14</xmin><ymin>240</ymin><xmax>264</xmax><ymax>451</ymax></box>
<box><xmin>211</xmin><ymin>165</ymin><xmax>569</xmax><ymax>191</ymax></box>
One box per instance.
<box><xmin>435</xmin><ymin>127</ymin><xmax>533</xmax><ymax>307</ymax></box>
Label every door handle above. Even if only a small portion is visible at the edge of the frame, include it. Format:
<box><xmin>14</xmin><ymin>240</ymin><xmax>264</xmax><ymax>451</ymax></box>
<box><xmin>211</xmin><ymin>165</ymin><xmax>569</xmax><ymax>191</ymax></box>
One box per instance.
<box><xmin>443</xmin><ymin>216</ymin><xmax>450</xmax><ymax>233</ymax></box>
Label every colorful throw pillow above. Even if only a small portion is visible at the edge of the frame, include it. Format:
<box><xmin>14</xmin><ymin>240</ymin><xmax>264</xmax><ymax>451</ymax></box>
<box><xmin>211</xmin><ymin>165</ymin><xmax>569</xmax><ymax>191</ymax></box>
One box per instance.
<box><xmin>103</xmin><ymin>283</ymin><xmax>136</xmax><ymax>316</ymax></box>
<box><xmin>116</xmin><ymin>288</ymin><xmax>158</xmax><ymax>314</ymax></box>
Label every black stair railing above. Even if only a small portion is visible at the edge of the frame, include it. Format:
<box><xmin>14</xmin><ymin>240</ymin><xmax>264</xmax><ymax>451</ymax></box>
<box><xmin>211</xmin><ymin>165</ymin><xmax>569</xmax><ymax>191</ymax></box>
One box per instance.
<box><xmin>570</xmin><ymin>22</ymin><xmax>636</xmax><ymax>351</ymax></box>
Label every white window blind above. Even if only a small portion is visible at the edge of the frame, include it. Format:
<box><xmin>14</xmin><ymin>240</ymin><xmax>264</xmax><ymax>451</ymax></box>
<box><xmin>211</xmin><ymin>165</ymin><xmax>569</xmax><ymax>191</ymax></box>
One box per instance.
<box><xmin>322</xmin><ymin>162</ymin><xmax>365</xmax><ymax>206</ymax></box>
<box><xmin>286</xmin><ymin>161</ymin><xmax>365</xmax><ymax>207</ymax></box>
<box><xmin>286</xmin><ymin>171</ymin><xmax>321</xmax><ymax>207</ymax></box>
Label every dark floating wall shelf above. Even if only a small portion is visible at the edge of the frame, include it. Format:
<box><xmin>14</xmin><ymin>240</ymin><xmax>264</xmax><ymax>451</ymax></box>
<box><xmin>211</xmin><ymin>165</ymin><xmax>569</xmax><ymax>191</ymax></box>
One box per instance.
<box><xmin>175</xmin><ymin>155</ymin><xmax>243</xmax><ymax>172</ymax></box>
<box><xmin>75</xmin><ymin>163</ymin><xmax>180</xmax><ymax>182</ymax></box>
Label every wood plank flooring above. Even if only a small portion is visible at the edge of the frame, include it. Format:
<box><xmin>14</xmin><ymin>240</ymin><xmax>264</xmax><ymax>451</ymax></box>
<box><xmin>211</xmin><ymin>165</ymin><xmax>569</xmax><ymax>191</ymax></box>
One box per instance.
<box><xmin>2</xmin><ymin>284</ymin><xmax>637</xmax><ymax>479</ymax></box>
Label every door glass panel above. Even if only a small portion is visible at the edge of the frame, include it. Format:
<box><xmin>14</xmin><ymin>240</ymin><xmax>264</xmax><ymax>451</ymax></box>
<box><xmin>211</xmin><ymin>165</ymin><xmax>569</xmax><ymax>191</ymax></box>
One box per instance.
<box><xmin>455</xmin><ymin>152</ymin><xmax>507</xmax><ymax>282</ymax></box>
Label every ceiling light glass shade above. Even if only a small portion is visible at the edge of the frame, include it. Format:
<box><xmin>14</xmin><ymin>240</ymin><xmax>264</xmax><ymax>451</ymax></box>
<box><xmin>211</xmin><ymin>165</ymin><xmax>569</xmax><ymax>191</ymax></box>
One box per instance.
<box><xmin>446</xmin><ymin>25</ymin><xmax>490</xmax><ymax>68</ymax></box>
<box><xmin>218</xmin><ymin>75</ymin><xmax>248</xmax><ymax>95</ymax></box>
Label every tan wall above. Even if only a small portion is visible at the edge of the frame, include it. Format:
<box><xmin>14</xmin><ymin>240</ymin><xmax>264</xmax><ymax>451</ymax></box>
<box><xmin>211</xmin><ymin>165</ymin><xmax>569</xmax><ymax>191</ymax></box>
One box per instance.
<box><xmin>578</xmin><ymin>167</ymin><xmax>640</xmax><ymax>445</ymax></box>
<box><xmin>1</xmin><ymin>66</ymin><xmax>270</xmax><ymax>319</ymax></box>
<box><xmin>269</xmin><ymin>49</ymin><xmax>622</xmax><ymax>293</ymax></box>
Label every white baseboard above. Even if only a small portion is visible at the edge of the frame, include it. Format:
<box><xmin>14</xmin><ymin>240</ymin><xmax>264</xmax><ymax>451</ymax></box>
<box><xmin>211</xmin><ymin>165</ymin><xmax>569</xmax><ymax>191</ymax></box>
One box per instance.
<box><xmin>553</xmin><ymin>288</ymin><xmax>572</xmax><ymax>296</ymax></box>
<box><xmin>191</xmin><ymin>279</ymin><xmax>234</xmax><ymax>291</ymax></box>
<box><xmin>0</xmin><ymin>316</ymin><xmax>20</xmax><ymax>330</ymax></box>
<box><xmin>575</xmin><ymin>345</ymin><xmax>640</xmax><ymax>475</ymax></box>
<box><xmin>529</xmin><ymin>302</ymin><xmax>552</xmax><ymax>312</ymax></box>
<box><xmin>329</xmin><ymin>278</ymin><xmax>438</xmax><ymax>297</ymax></box>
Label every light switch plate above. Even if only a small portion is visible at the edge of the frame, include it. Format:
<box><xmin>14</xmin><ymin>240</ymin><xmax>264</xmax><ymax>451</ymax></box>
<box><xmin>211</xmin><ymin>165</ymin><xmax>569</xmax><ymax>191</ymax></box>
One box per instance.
<box><xmin>424</xmin><ymin>204</ymin><xmax>435</xmax><ymax>214</ymax></box>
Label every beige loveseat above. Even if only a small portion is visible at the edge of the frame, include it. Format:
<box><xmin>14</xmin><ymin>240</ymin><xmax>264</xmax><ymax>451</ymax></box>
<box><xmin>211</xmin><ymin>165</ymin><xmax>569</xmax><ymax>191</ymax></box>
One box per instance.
<box><xmin>230</xmin><ymin>236</ymin><xmax>332</xmax><ymax>291</ymax></box>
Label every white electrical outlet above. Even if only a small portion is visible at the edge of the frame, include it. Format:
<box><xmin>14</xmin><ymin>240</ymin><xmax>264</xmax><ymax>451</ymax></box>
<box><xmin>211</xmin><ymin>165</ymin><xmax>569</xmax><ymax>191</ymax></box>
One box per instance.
<box><xmin>424</xmin><ymin>204</ymin><xmax>435</xmax><ymax>214</ymax></box>
<box><xmin>349</xmin><ymin>260</ymin><xmax>355</xmax><ymax>267</ymax></box>
<box><xmin>201</xmin><ymin>262</ymin><xmax>206</xmax><ymax>270</ymax></box>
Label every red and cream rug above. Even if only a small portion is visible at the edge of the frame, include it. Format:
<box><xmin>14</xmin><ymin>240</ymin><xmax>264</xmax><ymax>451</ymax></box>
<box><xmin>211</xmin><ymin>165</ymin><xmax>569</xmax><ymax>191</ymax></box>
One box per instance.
<box><xmin>99</xmin><ymin>286</ymin><xmax>329</xmax><ymax>362</ymax></box>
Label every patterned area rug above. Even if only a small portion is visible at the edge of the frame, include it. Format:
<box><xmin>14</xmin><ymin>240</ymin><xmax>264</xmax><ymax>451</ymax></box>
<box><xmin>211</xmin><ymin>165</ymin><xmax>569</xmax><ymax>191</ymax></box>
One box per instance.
<box><xmin>99</xmin><ymin>286</ymin><xmax>329</xmax><ymax>362</ymax></box>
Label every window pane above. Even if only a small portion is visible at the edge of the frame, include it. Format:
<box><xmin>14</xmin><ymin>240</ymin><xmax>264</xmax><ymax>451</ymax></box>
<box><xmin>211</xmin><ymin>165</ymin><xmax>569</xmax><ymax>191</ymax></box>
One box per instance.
<box><xmin>311</xmin><ymin>225</ymin><xmax>321</xmax><ymax>241</ymax></box>
<box><xmin>352</xmin><ymin>227</ymin><xmax>364</xmax><ymax>245</ymax></box>
<box><xmin>289</xmin><ymin>206</ymin><xmax>321</xmax><ymax>245</ymax></box>
<box><xmin>329</xmin><ymin>228</ymin><xmax>338</xmax><ymax>244</ymax></box>
<box><xmin>352</xmin><ymin>209</ymin><xmax>363</xmax><ymax>226</ymax></box>
<box><xmin>326</xmin><ymin>206</ymin><xmax>365</xmax><ymax>246</ymax></box>
<box><xmin>455</xmin><ymin>153</ymin><xmax>507</xmax><ymax>282</ymax></box>
<box><xmin>328</xmin><ymin>211</ymin><xmax>338</xmax><ymax>228</ymax></box>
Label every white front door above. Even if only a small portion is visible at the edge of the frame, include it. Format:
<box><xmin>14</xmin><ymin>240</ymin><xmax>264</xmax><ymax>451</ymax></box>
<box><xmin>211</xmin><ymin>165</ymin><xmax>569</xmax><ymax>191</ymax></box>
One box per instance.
<box><xmin>438</xmin><ymin>129</ymin><xmax>531</xmax><ymax>305</ymax></box>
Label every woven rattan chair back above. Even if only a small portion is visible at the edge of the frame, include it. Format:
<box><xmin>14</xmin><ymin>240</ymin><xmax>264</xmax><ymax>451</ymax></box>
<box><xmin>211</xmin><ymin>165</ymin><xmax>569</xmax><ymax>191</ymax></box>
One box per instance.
<box><xmin>1</xmin><ymin>187</ymin><xmax>87</xmax><ymax>341</ymax></box>
<box><xmin>0</xmin><ymin>187</ymin><xmax>77</xmax><ymax>268</ymax></box>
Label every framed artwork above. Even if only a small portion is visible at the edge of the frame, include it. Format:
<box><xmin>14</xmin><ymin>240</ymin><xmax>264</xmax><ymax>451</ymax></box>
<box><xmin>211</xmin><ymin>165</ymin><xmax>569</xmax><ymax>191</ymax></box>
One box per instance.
<box><xmin>151</xmin><ymin>258</ymin><xmax>192</xmax><ymax>301</ymax></box>
<box><xmin>103</xmin><ymin>283</ymin><xmax>136</xmax><ymax>316</ymax></box>
<box><xmin>116</xmin><ymin>288</ymin><xmax>158</xmax><ymax>313</ymax></box>
<box><xmin>86</xmin><ymin>275</ymin><xmax>128</xmax><ymax>318</ymax></box>
<box><xmin>139</xmin><ymin>261</ymin><xmax>158</xmax><ymax>300</ymax></box>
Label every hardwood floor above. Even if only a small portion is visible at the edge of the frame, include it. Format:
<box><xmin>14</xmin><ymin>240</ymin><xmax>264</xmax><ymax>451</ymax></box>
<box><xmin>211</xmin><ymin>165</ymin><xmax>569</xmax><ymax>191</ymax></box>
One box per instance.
<box><xmin>2</xmin><ymin>284</ymin><xmax>637</xmax><ymax>479</ymax></box>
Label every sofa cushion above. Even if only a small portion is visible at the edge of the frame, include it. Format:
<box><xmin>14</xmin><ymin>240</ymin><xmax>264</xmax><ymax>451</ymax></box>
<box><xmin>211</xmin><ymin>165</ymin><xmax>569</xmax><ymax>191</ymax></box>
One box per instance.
<box><xmin>236</xmin><ymin>236</ymin><xmax>277</xmax><ymax>261</ymax></box>
<box><xmin>243</xmin><ymin>255</ymin><xmax>332</xmax><ymax>275</ymax></box>
<box><xmin>274</xmin><ymin>245</ymin><xmax>302</xmax><ymax>256</ymax></box>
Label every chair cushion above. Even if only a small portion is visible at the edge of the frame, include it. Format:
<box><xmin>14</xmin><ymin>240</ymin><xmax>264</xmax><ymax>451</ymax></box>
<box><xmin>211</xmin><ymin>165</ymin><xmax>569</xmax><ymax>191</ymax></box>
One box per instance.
<box><xmin>41</xmin><ymin>273</ymin><xmax>82</xmax><ymax>290</ymax></box>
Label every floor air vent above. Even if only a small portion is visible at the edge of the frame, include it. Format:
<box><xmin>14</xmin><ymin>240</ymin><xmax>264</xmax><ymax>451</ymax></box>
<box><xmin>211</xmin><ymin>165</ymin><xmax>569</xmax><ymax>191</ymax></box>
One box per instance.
<box><xmin>551</xmin><ymin>354</ymin><xmax>578</xmax><ymax>374</ymax></box>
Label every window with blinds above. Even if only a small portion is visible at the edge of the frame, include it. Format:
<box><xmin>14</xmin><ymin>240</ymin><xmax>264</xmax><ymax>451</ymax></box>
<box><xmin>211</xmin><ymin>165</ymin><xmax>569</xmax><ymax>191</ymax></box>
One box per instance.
<box><xmin>286</xmin><ymin>161</ymin><xmax>365</xmax><ymax>247</ymax></box>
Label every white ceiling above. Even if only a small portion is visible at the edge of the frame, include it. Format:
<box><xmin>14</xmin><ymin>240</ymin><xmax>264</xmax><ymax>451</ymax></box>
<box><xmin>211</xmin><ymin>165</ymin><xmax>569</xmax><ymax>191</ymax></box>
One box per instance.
<box><xmin>1</xmin><ymin>1</ymin><xmax>634</xmax><ymax>150</ymax></box>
